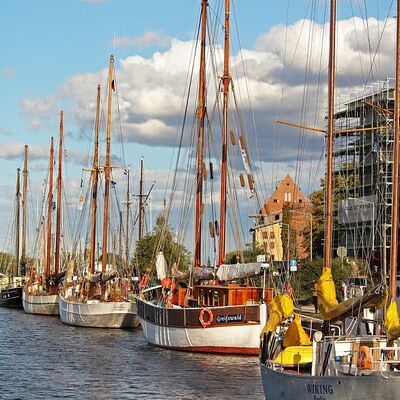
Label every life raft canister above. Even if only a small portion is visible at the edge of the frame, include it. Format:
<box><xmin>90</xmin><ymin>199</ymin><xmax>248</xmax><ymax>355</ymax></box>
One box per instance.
<box><xmin>357</xmin><ymin>345</ymin><xmax>372</xmax><ymax>370</ymax></box>
<box><xmin>199</xmin><ymin>307</ymin><xmax>213</xmax><ymax>328</ymax></box>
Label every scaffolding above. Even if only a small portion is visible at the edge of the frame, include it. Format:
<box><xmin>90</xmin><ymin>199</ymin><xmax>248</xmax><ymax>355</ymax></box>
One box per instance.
<box><xmin>333</xmin><ymin>78</ymin><xmax>394</xmax><ymax>269</ymax></box>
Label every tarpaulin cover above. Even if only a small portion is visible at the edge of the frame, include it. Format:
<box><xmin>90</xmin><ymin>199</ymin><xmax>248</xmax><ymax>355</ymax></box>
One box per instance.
<box><xmin>273</xmin><ymin>345</ymin><xmax>313</xmax><ymax>367</ymax></box>
<box><xmin>283</xmin><ymin>314</ymin><xmax>311</xmax><ymax>347</ymax></box>
<box><xmin>317</xmin><ymin>267</ymin><xmax>339</xmax><ymax>320</ymax></box>
<box><xmin>385</xmin><ymin>300</ymin><xmax>400</xmax><ymax>341</ymax></box>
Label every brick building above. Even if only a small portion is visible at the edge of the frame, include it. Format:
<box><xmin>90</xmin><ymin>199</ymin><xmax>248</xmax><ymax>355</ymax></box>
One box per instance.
<box><xmin>253</xmin><ymin>175</ymin><xmax>312</xmax><ymax>261</ymax></box>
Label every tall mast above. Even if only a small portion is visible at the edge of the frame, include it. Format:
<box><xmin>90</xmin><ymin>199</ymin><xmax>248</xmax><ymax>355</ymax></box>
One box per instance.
<box><xmin>46</xmin><ymin>137</ymin><xmax>54</xmax><ymax>277</ymax></box>
<box><xmin>194</xmin><ymin>0</ymin><xmax>207</xmax><ymax>268</ymax></box>
<box><xmin>13</xmin><ymin>168</ymin><xmax>21</xmax><ymax>279</ymax></box>
<box><xmin>89</xmin><ymin>85</ymin><xmax>101</xmax><ymax>274</ymax></box>
<box><xmin>390</xmin><ymin>0</ymin><xmax>400</xmax><ymax>300</ymax></box>
<box><xmin>101</xmin><ymin>55</ymin><xmax>114</xmax><ymax>273</ymax></box>
<box><xmin>55</xmin><ymin>111</ymin><xmax>63</xmax><ymax>275</ymax></box>
<box><xmin>218</xmin><ymin>0</ymin><xmax>230</xmax><ymax>265</ymax></box>
<box><xmin>21</xmin><ymin>145</ymin><xmax>28</xmax><ymax>276</ymax></box>
<box><xmin>125</xmin><ymin>168</ymin><xmax>130</xmax><ymax>270</ymax></box>
<box><xmin>324</xmin><ymin>0</ymin><xmax>336</xmax><ymax>269</ymax></box>
<box><xmin>138</xmin><ymin>157</ymin><xmax>144</xmax><ymax>240</ymax></box>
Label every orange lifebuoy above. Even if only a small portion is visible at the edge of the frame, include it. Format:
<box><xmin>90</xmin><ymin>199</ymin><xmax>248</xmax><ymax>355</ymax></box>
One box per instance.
<box><xmin>199</xmin><ymin>307</ymin><xmax>213</xmax><ymax>328</ymax></box>
<box><xmin>357</xmin><ymin>345</ymin><xmax>372</xmax><ymax>370</ymax></box>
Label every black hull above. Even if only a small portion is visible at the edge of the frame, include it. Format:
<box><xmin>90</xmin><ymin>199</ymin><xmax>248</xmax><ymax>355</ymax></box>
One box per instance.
<box><xmin>0</xmin><ymin>286</ymin><xmax>23</xmax><ymax>308</ymax></box>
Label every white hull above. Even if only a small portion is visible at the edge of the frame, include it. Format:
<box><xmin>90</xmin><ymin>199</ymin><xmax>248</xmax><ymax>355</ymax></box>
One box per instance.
<box><xmin>22</xmin><ymin>291</ymin><xmax>59</xmax><ymax>315</ymax></box>
<box><xmin>59</xmin><ymin>294</ymin><xmax>140</xmax><ymax>329</ymax></box>
<box><xmin>139</xmin><ymin>302</ymin><xmax>267</xmax><ymax>355</ymax></box>
<box><xmin>260</xmin><ymin>363</ymin><xmax>400</xmax><ymax>400</ymax></box>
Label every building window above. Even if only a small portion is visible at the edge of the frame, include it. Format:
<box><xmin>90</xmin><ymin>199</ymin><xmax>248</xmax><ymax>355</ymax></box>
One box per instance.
<box><xmin>269</xmin><ymin>242</ymin><xmax>275</xmax><ymax>249</ymax></box>
<box><xmin>298</xmin><ymin>199</ymin><xmax>302</xmax><ymax>203</ymax></box>
<box><xmin>275</xmin><ymin>214</ymin><xmax>280</xmax><ymax>221</ymax></box>
<box><xmin>284</xmin><ymin>192</ymin><xmax>292</xmax><ymax>202</ymax></box>
<box><xmin>269</xmin><ymin>232</ymin><xmax>275</xmax><ymax>239</ymax></box>
<box><xmin>262</xmin><ymin>231</ymin><xmax>268</xmax><ymax>239</ymax></box>
<box><xmin>273</xmin><ymin>198</ymin><xmax>278</xmax><ymax>203</ymax></box>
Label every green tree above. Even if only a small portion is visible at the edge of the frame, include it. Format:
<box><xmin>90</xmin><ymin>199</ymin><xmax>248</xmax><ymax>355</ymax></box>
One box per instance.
<box><xmin>224</xmin><ymin>243</ymin><xmax>264</xmax><ymax>264</ymax></box>
<box><xmin>134</xmin><ymin>215</ymin><xmax>191</xmax><ymax>275</ymax></box>
<box><xmin>293</xmin><ymin>256</ymin><xmax>352</xmax><ymax>301</ymax></box>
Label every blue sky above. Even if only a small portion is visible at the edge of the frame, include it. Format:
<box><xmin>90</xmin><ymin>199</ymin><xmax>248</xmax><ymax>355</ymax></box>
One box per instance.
<box><xmin>0</xmin><ymin>0</ymin><xmax>396</xmax><ymax>254</ymax></box>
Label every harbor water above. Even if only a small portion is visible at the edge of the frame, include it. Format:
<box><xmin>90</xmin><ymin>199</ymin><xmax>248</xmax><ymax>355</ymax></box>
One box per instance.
<box><xmin>0</xmin><ymin>308</ymin><xmax>264</xmax><ymax>399</ymax></box>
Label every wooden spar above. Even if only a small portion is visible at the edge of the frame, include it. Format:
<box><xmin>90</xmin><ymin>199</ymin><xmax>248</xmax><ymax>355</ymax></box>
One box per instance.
<box><xmin>390</xmin><ymin>0</ymin><xmax>400</xmax><ymax>301</ymax></box>
<box><xmin>125</xmin><ymin>168</ymin><xmax>130</xmax><ymax>270</ymax></box>
<box><xmin>276</xmin><ymin>118</ymin><xmax>387</xmax><ymax>135</ymax></box>
<box><xmin>276</xmin><ymin>119</ymin><xmax>326</xmax><ymax>134</ymax></box>
<box><xmin>13</xmin><ymin>168</ymin><xmax>21</xmax><ymax>280</ymax></box>
<box><xmin>218</xmin><ymin>0</ymin><xmax>230</xmax><ymax>266</ymax></box>
<box><xmin>21</xmin><ymin>145</ymin><xmax>28</xmax><ymax>276</ymax></box>
<box><xmin>46</xmin><ymin>137</ymin><xmax>54</xmax><ymax>277</ymax></box>
<box><xmin>54</xmin><ymin>111</ymin><xmax>63</xmax><ymax>275</ymax></box>
<box><xmin>335</xmin><ymin>125</ymin><xmax>390</xmax><ymax>134</ymax></box>
<box><xmin>89</xmin><ymin>85</ymin><xmax>101</xmax><ymax>274</ymax></box>
<box><xmin>102</xmin><ymin>56</ymin><xmax>114</xmax><ymax>273</ymax></box>
<box><xmin>361</xmin><ymin>100</ymin><xmax>393</xmax><ymax>115</ymax></box>
<box><xmin>324</xmin><ymin>0</ymin><xmax>336</xmax><ymax>269</ymax></box>
<box><xmin>138</xmin><ymin>157</ymin><xmax>144</xmax><ymax>240</ymax></box>
<box><xmin>195</xmin><ymin>0</ymin><xmax>207</xmax><ymax>268</ymax></box>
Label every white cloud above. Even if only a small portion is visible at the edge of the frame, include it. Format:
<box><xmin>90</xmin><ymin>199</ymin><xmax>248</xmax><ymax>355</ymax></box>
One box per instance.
<box><xmin>0</xmin><ymin>142</ymin><xmax>49</xmax><ymax>160</ymax></box>
<box><xmin>114</xmin><ymin>32</ymin><xmax>172</xmax><ymax>48</ymax></box>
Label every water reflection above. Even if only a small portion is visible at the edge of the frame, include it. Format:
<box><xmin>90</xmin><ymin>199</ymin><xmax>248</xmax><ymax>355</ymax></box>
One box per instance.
<box><xmin>0</xmin><ymin>308</ymin><xmax>264</xmax><ymax>399</ymax></box>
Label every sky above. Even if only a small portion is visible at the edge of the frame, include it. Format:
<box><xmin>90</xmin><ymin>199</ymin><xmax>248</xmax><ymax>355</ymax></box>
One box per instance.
<box><xmin>0</xmin><ymin>0</ymin><xmax>397</xmax><ymax>256</ymax></box>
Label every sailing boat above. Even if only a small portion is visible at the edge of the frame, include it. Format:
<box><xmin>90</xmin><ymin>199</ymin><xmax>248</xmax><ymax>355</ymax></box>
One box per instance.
<box><xmin>260</xmin><ymin>1</ymin><xmax>400</xmax><ymax>398</ymax></box>
<box><xmin>136</xmin><ymin>0</ymin><xmax>268</xmax><ymax>355</ymax></box>
<box><xmin>0</xmin><ymin>146</ymin><xmax>28</xmax><ymax>308</ymax></box>
<box><xmin>59</xmin><ymin>57</ymin><xmax>139</xmax><ymax>329</ymax></box>
<box><xmin>23</xmin><ymin>112</ymin><xmax>65</xmax><ymax>315</ymax></box>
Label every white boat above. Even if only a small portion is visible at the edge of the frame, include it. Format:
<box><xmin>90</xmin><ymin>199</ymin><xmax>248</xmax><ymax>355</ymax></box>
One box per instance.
<box><xmin>22</xmin><ymin>290</ymin><xmax>59</xmax><ymax>316</ymax></box>
<box><xmin>138</xmin><ymin>286</ymin><xmax>267</xmax><ymax>354</ymax></box>
<box><xmin>58</xmin><ymin>59</ymin><xmax>139</xmax><ymax>329</ymax></box>
<box><xmin>59</xmin><ymin>293</ymin><xmax>139</xmax><ymax>328</ymax></box>
<box><xmin>137</xmin><ymin>0</ymin><xmax>269</xmax><ymax>355</ymax></box>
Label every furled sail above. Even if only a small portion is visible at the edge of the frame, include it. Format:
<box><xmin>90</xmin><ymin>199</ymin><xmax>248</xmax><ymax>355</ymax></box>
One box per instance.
<box><xmin>317</xmin><ymin>267</ymin><xmax>386</xmax><ymax>322</ymax></box>
<box><xmin>217</xmin><ymin>262</ymin><xmax>262</xmax><ymax>281</ymax></box>
<box><xmin>156</xmin><ymin>251</ymin><xmax>168</xmax><ymax>281</ymax></box>
<box><xmin>261</xmin><ymin>294</ymin><xmax>294</xmax><ymax>337</ymax></box>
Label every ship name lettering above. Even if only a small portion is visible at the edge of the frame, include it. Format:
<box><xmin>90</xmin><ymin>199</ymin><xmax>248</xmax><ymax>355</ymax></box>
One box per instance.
<box><xmin>306</xmin><ymin>384</ymin><xmax>334</xmax><ymax>396</ymax></box>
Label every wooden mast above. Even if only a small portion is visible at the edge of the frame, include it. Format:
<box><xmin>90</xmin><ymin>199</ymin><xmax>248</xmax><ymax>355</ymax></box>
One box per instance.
<box><xmin>13</xmin><ymin>168</ymin><xmax>21</xmax><ymax>280</ymax></box>
<box><xmin>89</xmin><ymin>85</ymin><xmax>101</xmax><ymax>274</ymax></box>
<box><xmin>54</xmin><ymin>111</ymin><xmax>63</xmax><ymax>275</ymax></box>
<box><xmin>101</xmin><ymin>56</ymin><xmax>114</xmax><ymax>273</ymax></box>
<box><xmin>45</xmin><ymin>137</ymin><xmax>54</xmax><ymax>277</ymax></box>
<box><xmin>125</xmin><ymin>168</ymin><xmax>130</xmax><ymax>270</ymax></box>
<box><xmin>194</xmin><ymin>0</ymin><xmax>207</xmax><ymax>268</ymax></box>
<box><xmin>324</xmin><ymin>0</ymin><xmax>336</xmax><ymax>269</ymax></box>
<box><xmin>218</xmin><ymin>0</ymin><xmax>230</xmax><ymax>266</ymax></box>
<box><xmin>390</xmin><ymin>0</ymin><xmax>400</xmax><ymax>300</ymax></box>
<box><xmin>21</xmin><ymin>145</ymin><xmax>28</xmax><ymax>276</ymax></box>
<box><xmin>138</xmin><ymin>157</ymin><xmax>144</xmax><ymax>240</ymax></box>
